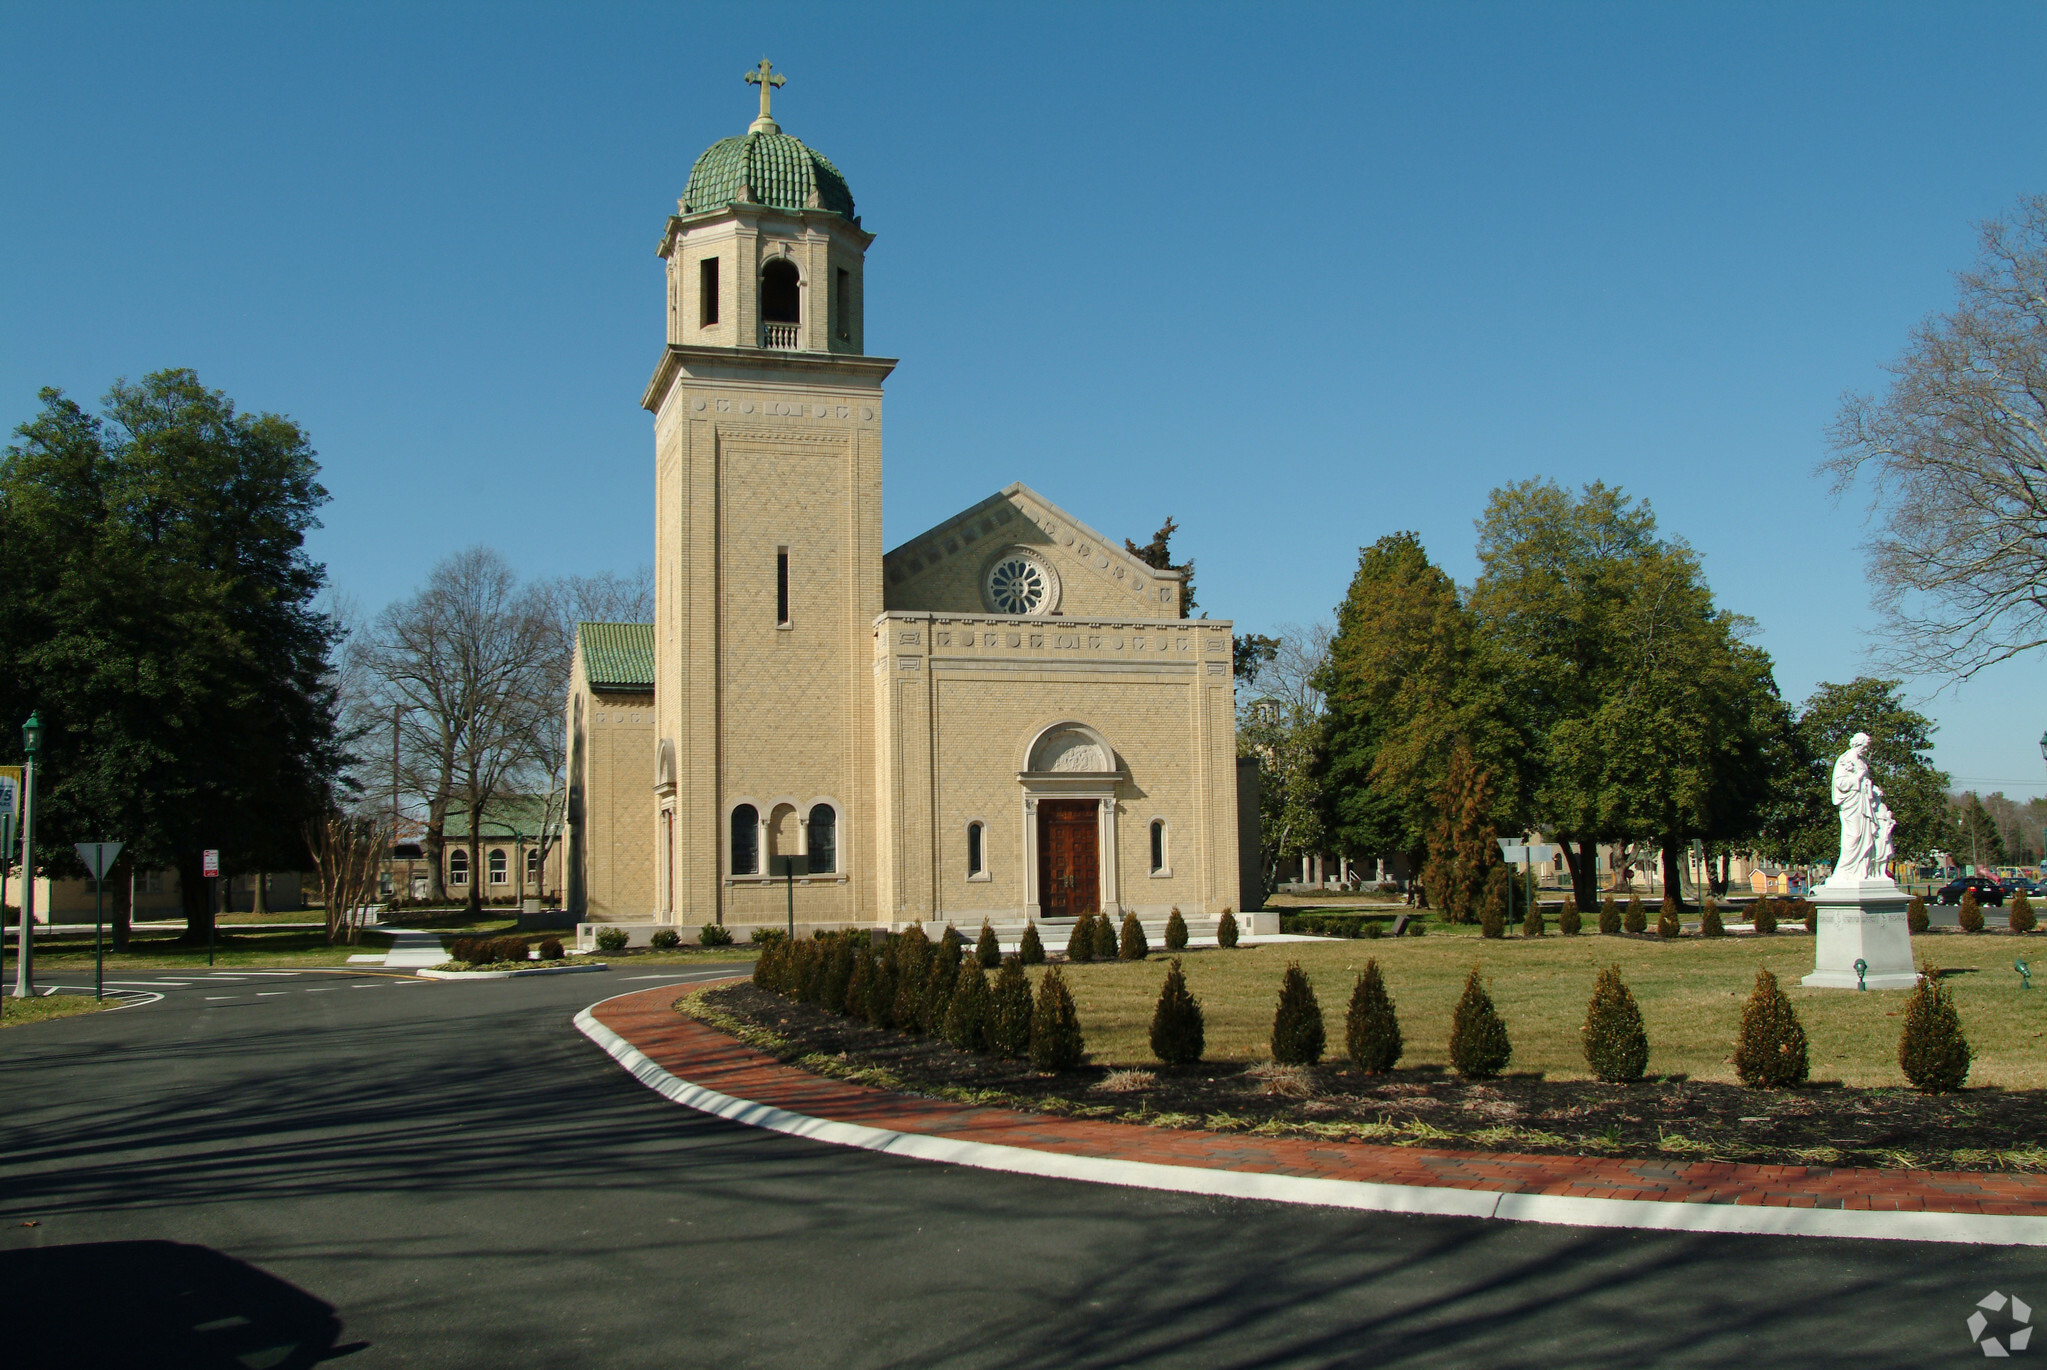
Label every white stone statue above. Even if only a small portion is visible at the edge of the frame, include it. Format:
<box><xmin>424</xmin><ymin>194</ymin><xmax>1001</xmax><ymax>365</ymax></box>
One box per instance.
<box><xmin>1828</xmin><ymin>732</ymin><xmax>1881</xmax><ymax>883</ymax></box>
<box><xmin>1873</xmin><ymin>796</ymin><xmax>1896</xmax><ymax>872</ymax></box>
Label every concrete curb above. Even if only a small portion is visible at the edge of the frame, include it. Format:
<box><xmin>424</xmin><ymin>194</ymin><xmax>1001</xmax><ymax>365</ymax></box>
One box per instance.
<box><xmin>573</xmin><ymin>989</ymin><xmax>2047</xmax><ymax>1248</ymax></box>
<box><xmin>418</xmin><ymin>963</ymin><xmax>608</xmax><ymax>981</ymax></box>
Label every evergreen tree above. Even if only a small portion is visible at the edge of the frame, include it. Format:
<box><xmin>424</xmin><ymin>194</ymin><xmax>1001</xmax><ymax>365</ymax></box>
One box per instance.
<box><xmin>943</xmin><ymin>962</ymin><xmax>992</xmax><ymax>1051</ymax></box>
<box><xmin>1699</xmin><ymin>899</ymin><xmax>1725</xmax><ymax>938</ymax></box>
<box><xmin>1558</xmin><ymin>896</ymin><xmax>1581</xmax><ymax>936</ymax></box>
<box><xmin>1753</xmin><ymin>898</ymin><xmax>1778</xmax><ymax>936</ymax></box>
<box><xmin>1018</xmin><ymin>922</ymin><xmax>1046</xmax><ymax>965</ymax></box>
<box><xmin>1216</xmin><ymin>909</ymin><xmax>1239</xmax><ymax>948</ymax></box>
<box><xmin>1148</xmin><ymin>958</ymin><xmax>1205</xmax><ymax>1065</ymax></box>
<box><xmin>1733</xmin><ymin>968</ymin><xmax>1809</xmax><ymax>1088</ymax></box>
<box><xmin>989</xmin><ymin>956</ymin><xmax>1034</xmax><ymax>1058</ymax></box>
<box><xmin>2011</xmin><ymin>891</ymin><xmax>2037</xmax><ymax>934</ymax></box>
<box><xmin>1581</xmin><ymin>965</ymin><xmax>1649</xmax><ymax>1083</ymax></box>
<box><xmin>1598</xmin><ymin>895</ymin><xmax>1621</xmax><ymax>935</ymax></box>
<box><xmin>1065</xmin><ymin>913</ymin><xmax>1096</xmax><ymax>963</ymax></box>
<box><xmin>1907</xmin><ymin>896</ymin><xmax>1928</xmax><ymax>935</ymax></box>
<box><xmin>1449</xmin><ymin>966</ymin><xmax>1513</xmax><ymax>1079</ymax></box>
<box><xmin>1092</xmin><ymin>911</ymin><xmax>1118</xmax><ymax>960</ymax></box>
<box><xmin>937</xmin><ymin>923</ymin><xmax>966</xmax><ymax>974</ymax></box>
<box><xmin>1029</xmin><ymin>967</ymin><xmax>1085</xmax><ymax>1070</ymax></box>
<box><xmin>1164</xmin><ymin>908</ymin><xmax>1189</xmax><ymax>951</ymax></box>
<box><xmin>1657</xmin><ymin>896</ymin><xmax>1682</xmax><ymax>939</ymax></box>
<box><xmin>1623</xmin><ymin>895</ymin><xmax>1646</xmax><ymax>934</ymax></box>
<box><xmin>1521</xmin><ymin>894</ymin><xmax>1545</xmax><ymax>938</ymax></box>
<box><xmin>1898</xmin><ymin>966</ymin><xmax>1971</xmax><ymax>1093</ymax></box>
<box><xmin>867</xmin><ymin>939</ymin><xmax>900</xmax><ymax>1028</ymax></box>
<box><xmin>917</xmin><ymin>957</ymin><xmax>956</xmax><ymax>1034</ymax></box>
<box><xmin>1118</xmin><ymin>912</ymin><xmax>1149</xmax><ymax>960</ymax></box>
<box><xmin>976</xmin><ymin>920</ymin><xmax>1002</xmax><ymax>968</ymax></box>
<box><xmin>1270</xmin><ymin>963</ymin><xmax>1326</xmax><ymax>1065</ymax></box>
<box><xmin>1959</xmin><ymin>890</ymin><xmax>1985</xmax><ymax>933</ymax></box>
<box><xmin>1479</xmin><ymin>862</ymin><xmax>1509</xmax><ymax>938</ymax></box>
<box><xmin>1344</xmin><ymin>959</ymin><xmax>1402</xmax><ymax>1073</ymax></box>
<box><xmin>843</xmin><ymin>944</ymin><xmax>874</xmax><ymax>1020</ymax></box>
<box><xmin>822</xmin><ymin>936</ymin><xmax>856</xmax><ymax>1012</ymax></box>
<box><xmin>1425</xmin><ymin>743</ymin><xmax>1504</xmax><ymax>925</ymax></box>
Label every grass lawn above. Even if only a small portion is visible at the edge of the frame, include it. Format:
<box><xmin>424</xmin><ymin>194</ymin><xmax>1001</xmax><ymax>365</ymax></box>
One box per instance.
<box><xmin>1</xmin><ymin>993</ymin><xmax>117</xmax><ymax>1028</ymax></box>
<box><xmin>2</xmin><ymin>926</ymin><xmax>393</xmax><ymax>969</ymax></box>
<box><xmin>1047</xmin><ymin>929</ymin><xmax>2046</xmax><ymax>1089</ymax></box>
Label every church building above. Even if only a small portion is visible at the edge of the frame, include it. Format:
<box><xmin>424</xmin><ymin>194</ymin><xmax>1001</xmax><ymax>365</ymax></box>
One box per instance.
<box><xmin>564</xmin><ymin>65</ymin><xmax>1258</xmax><ymax>940</ymax></box>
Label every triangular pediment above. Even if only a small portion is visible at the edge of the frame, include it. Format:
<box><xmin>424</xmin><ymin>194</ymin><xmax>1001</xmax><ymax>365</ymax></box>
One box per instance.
<box><xmin>883</xmin><ymin>483</ymin><xmax>1184</xmax><ymax>620</ymax></box>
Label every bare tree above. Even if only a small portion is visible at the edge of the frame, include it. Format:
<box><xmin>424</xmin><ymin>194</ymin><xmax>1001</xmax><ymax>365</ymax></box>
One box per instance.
<box><xmin>351</xmin><ymin>548</ymin><xmax>554</xmax><ymax>912</ymax></box>
<box><xmin>305</xmin><ymin>813</ymin><xmax>390</xmax><ymax>944</ymax></box>
<box><xmin>1825</xmin><ymin>193</ymin><xmax>2047</xmax><ymax>680</ymax></box>
<box><xmin>1237</xmin><ymin>622</ymin><xmax>1331</xmax><ymax>889</ymax></box>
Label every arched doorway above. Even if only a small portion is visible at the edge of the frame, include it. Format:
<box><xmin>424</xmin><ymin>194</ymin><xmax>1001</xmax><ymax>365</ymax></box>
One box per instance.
<box><xmin>1020</xmin><ymin>723</ymin><xmax>1122</xmax><ymax>920</ymax></box>
<box><xmin>1037</xmin><ymin>800</ymin><xmax>1100</xmax><ymax>918</ymax></box>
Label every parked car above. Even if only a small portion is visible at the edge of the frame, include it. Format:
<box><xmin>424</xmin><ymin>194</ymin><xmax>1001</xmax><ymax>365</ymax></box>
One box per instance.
<box><xmin>1936</xmin><ymin>876</ymin><xmax>2006</xmax><ymax>907</ymax></box>
<box><xmin>2003</xmin><ymin>877</ymin><xmax>2044</xmax><ymax>899</ymax></box>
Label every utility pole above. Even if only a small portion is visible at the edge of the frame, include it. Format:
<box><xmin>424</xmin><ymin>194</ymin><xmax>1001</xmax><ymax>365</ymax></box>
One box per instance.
<box><xmin>14</xmin><ymin>711</ymin><xmax>43</xmax><ymax>1000</ymax></box>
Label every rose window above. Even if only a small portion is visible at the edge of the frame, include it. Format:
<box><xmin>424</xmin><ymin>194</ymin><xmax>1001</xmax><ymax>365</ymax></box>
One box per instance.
<box><xmin>986</xmin><ymin>552</ymin><xmax>1054</xmax><ymax>615</ymax></box>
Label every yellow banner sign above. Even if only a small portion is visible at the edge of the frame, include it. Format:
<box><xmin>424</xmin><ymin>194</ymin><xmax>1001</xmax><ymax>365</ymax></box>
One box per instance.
<box><xmin>0</xmin><ymin>765</ymin><xmax>18</xmax><ymax>819</ymax></box>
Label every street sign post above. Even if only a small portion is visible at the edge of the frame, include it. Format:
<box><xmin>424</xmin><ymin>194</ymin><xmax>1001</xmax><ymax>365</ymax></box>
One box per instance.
<box><xmin>202</xmin><ymin>849</ymin><xmax>220</xmax><ymax>966</ymax></box>
<box><xmin>74</xmin><ymin>841</ymin><xmax>123</xmax><ymax>1001</ymax></box>
<box><xmin>0</xmin><ymin>767</ymin><xmax>16</xmax><ymax>986</ymax></box>
<box><xmin>770</xmin><ymin>854</ymin><xmax>808</xmax><ymax>941</ymax></box>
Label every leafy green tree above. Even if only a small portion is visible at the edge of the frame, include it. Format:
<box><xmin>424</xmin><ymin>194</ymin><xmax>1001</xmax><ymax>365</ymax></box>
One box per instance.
<box><xmin>1952</xmin><ymin>792</ymin><xmax>2008</xmax><ymax>869</ymax></box>
<box><xmin>1124</xmin><ymin>516</ymin><xmax>1195</xmax><ymax>618</ymax></box>
<box><xmin>1765</xmin><ymin>678</ymin><xmax>1953</xmax><ymax>864</ymax></box>
<box><xmin>0</xmin><ymin>372</ymin><xmax>343</xmax><ymax>939</ymax></box>
<box><xmin>1237</xmin><ymin>624</ymin><xmax>1330</xmax><ymax>888</ymax></box>
<box><xmin>1424</xmin><ymin>743</ymin><xmax>1501</xmax><ymax>925</ymax></box>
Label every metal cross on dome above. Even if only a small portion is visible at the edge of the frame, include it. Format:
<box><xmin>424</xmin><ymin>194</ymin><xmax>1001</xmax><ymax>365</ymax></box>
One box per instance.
<box><xmin>745</xmin><ymin>59</ymin><xmax>786</xmax><ymax>123</ymax></box>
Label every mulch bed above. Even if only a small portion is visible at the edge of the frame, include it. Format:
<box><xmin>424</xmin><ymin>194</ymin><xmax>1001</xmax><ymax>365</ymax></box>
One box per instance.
<box><xmin>694</xmin><ymin>982</ymin><xmax>2047</xmax><ymax>1173</ymax></box>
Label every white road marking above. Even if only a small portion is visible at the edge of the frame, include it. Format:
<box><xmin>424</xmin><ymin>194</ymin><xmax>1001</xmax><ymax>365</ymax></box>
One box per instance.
<box><xmin>205</xmin><ymin>996</ymin><xmax>236</xmax><ymax>1001</ymax></box>
<box><xmin>351</xmin><ymin>984</ymin><xmax>380</xmax><ymax>989</ymax></box>
<box><xmin>305</xmin><ymin>987</ymin><xmax>342</xmax><ymax>993</ymax></box>
<box><xmin>256</xmin><ymin>992</ymin><xmax>287</xmax><ymax>997</ymax></box>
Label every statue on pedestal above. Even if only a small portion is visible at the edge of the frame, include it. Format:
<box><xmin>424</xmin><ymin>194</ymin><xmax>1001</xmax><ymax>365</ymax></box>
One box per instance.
<box><xmin>1827</xmin><ymin>732</ymin><xmax>1887</xmax><ymax>884</ymax></box>
<box><xmin>1805</xmin><ymin>733</ymin><xmax>1917</xmax><ymax>989</ymax></box>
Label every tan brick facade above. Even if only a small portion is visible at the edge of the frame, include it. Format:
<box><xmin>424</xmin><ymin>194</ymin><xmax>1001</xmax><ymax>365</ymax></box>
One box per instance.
<box><xmin>564</xmin><ymin>638</ymin><xmax>656</xmax><ymax>921</ymax></box>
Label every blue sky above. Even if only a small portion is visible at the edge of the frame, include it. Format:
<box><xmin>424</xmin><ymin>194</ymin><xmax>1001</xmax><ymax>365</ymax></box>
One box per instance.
<box><xmin>4</xmin><ymin>2</ymin><xmax>2044</xmax><ymax>796</ymax></box>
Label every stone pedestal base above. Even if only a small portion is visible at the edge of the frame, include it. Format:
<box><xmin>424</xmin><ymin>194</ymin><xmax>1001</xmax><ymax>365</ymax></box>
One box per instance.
<box><xmin>1802</xmin><ymin>878</ymin><xmax>1921</xmax><ymax>990</ymax></box>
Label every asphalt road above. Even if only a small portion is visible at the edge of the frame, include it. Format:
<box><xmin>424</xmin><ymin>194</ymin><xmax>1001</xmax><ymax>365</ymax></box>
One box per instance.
<box><xmin>2</xmin><ymin>963</ymin><xmax>2043</xmax><ymax>1369</ymax></box>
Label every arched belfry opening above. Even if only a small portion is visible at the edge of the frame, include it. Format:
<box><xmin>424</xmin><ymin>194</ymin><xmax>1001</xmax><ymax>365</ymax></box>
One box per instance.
<box><xmin>761</xmin><ymin>258</ymin><xmax>801</xmax><ymax>330</ymax></box>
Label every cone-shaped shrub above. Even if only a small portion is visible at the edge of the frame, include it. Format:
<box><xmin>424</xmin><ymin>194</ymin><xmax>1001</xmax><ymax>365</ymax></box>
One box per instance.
<box><xmin>1733</xmin><ymin>968</ymin><xmax>1809</xmax><ymax>1088</ymax></box>
<box><xmin>1907</xmin><ymin>896</ymin><xmax>1928</xmax><ymax>935</ymax></box>
<box><xmin>1029</xmin><ymin>966</ymin><xmax>1085</xmax><ymax>1071</ymax></box>
<box><xmin>976</xmin><ymin>920</ymin><xmax>1002</xmax><ymax>968</ymax></box>
<box><xmin>917</xmin><ymin>957</ymin><xmax>957</xmax><ymax>1034</ymax></box>
<box><xmin>1018</xmin><ymin>922</ymin><xmax>1046</xmax><ymax>965</ymax></box>
<box><xmin>1164</xmin><ymin>908</ymin><xmax>1189</xmax><ymax>952</ymax></box>
<box><xmin>752</xmin><ymin>938</ymin><xmax>785</xmax><ymax>990</ymax></box>
<box><xmin>1148</xmin><ymin>958</ymin><xmax>1205</xmax><ymax>1065</ymax></box>
<box><xmin>1344</xmin><ymin>959</ymin><xmax>1402</xmax><ymax>1073</ymax></box>
<box><xmin>1581</xmin><ymin>965</ymin><xmax>1649</xmax><ymax>1083</ymax></box>
<box><xmin>1753</xmin><ymin>899</ymin><xmax>1778</xmax><ymax>935</ymax></box>
<box><xmin>1217</xmin><ymin>909</ymin><xmax>1240</xmax><ymax>948</ymax></box>
<box><xmin>844</xmin><ymin>945</ymin><xmax>873</xmax><ymax>1021</ymax></box>
<box><xmin>1800</xmin><ymin>899</ymin><xmax>1817</xmax><ymax>933</ymax></box>
<box><xmin>1119</xmin><ymin>912</ymin><xmax>1150</xmax><ymax>960</ymax></box>
<box><xmin>1270</xmin><ymin>963</ymin><xmax>1326</xmax><ymax>1065</ymax></box>
<box><xmin>1521</xmin><ymin>898</ymin><xmax>1545</xmax><ymax>938</ymax></box>
<box><xmin>943</xmin><ymin>962</ymin><xmax>992</xmax><ymax>1051</ymax></box>
<box><xmin>1700</xmin><ymin>899</ymin><xmax>1725</xmax><ymax>939</ymax></box>
<box><xmin>1559</xmin><ymin>897</ymin><xmax>1581</xmax><ymax>937</ymax></box>
<box><xmin>989</xmin><ymin>956</ymin><xmax>1034</xmax><ymax>1058</ymax></box>
<box><xmin>897</xmin><ymin>924</ymin><xmax>931</xmax><ymax>978</ymax></box>
<box><xmin>893</xmin><ymin>942</ymin><xmax>932</xmax><ymax>1033</ymax></box>
<box><xmin>1898</xmin><ymin>965</ymin><xmax>1971</xmax><ymax>1093</ymax></box>
<box><xmin>822</xmin><ymin>936</ymin><xmax>856</xmax><ymax>1013</ymax></box>
<box><xmin>2011</xmin><ymin>891</ymin><xmax>2037</xmax><ymax>934</ymax></box>
<box><xmin>1093</xmin><ymin>911</ymin><xmax>1118</xmax><ymax>959</ymax></box>
<box><xmin>866</xmin><ymin>941</ymin><xmax>900</xmax><ymax>1028</ymax></box>
<box><xmin>1599</xmin><ymin>896</ymin><xmax>1621</xmax><ymax>935</ymax></box>
<box><xmin>1065</xmin><ymin>913</ymin><xmax>1096</xmax><ymax>962</ymax></box>
<box><xmin>1623</xmin><ymin>896</ymin><xmax>1646</xmax><ymax>934</ymax></box>
<box><xmin>1449</xmin><ymin>965</ymin><xmax>1512</xmax><ymax>1079</ymax></box>
<box><xmin>1960</xmin><ymin>890</ymin><xmax>1984</xmax><ymax>933</ymax></box>
<box><xmin>1480</xmin><ymin>866</ymin><xmax>1508</xmax><ymax>939</ymax></box>
<box><xmin>1657</xmin><ymin>897</ymin><xmax>1681</xmax><ymax>940</ymax></box>
<box><xmin>937</xmin><ymin>924</ymin><xmax>965</xmax><ymax>973</ymax></box>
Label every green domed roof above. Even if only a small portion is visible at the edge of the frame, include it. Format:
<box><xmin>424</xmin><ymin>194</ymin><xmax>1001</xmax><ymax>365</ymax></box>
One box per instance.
<box><xmin>680</xmin><ymin>129</ymin><xmax>855</xmax><ymax>220</ymax></box>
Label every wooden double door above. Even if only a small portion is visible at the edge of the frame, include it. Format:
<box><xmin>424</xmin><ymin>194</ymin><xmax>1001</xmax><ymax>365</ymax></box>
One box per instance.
<box><xmin>1038</xmin><ymin>799</ymin><xmax>1100</xmax><ymax>918</ymax></box>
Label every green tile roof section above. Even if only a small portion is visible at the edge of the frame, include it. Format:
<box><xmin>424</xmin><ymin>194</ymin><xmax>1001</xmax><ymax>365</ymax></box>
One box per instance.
<box><xmin>578</xmin><ymin>622</ymin><xmax>655</xmax><ymax>691</ymax></box>
<box><xmin>680</xmin><ymin>131</ymin><xmax>855</xmax><ymax>220</ymax></box>
<box><xmin>442</xmin><ymin>794</ymin><xmax>559</xmax><ymax>840</ymax></box>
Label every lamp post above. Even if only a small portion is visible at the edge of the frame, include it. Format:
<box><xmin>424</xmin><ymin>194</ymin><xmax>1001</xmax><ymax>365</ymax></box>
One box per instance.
<box><xmin>13</xmin><ymin>711</ymin><xmax>41</xmax><ymax>1000</ymax></box>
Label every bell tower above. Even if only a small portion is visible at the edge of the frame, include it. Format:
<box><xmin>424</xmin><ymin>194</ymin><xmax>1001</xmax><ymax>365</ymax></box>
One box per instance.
<box><xmin>644</xmin><ymin>63</ymin><xmax>896</xmax><ymax>932</ymax></box>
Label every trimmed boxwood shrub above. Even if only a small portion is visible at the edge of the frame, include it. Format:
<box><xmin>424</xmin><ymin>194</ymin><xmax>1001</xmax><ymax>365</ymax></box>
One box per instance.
<box><xmin>822</xmin><ymin>936</ymin><xmax>856</xmax><ymax>1013</ymax></box>
<box><xmin>937</xmin><ymin>924</ymin><xmax>966</xmax><ymax>974</ymax></box>
<box><xmin>1148</xmin><ymin>958</ymin><xmax>1205</xmax><ymax>1065</ymax></box>
<box><xmin>1752</xmin><ymin>899</ymin><xmax>1778</xmax><ymax>936</ymax></box>
<box><xmin>1657</xmin><ymin>897</ymin><xmax>1681</xmax><ymax>940</ymax></box>
<box><xmin>595</xmin><ymin>926</ymin><xmax>629</xmax><ymax>952</ymax></box>
<box><xmin>844</xmin><ymin>944</ymin><xmax>874</xmax><ymax>1020</ymax></box>
<box><xmin>1092</xmin><ymin>912</ymin><xmax>1118</xmax><ymax>960</ymax></box>
<box><xmin>2011</xmin><ymin>891</ymin><xmax>2036</xmax><ymax>934</ymax></box>
<box><xmin>1581</xmin><ymin>964</ymin><xmax>1649</xmax><ymax>1083</ymax></box>
<box><xmin>1164</xmin><ymin>908</ymin><xmax>1189</xmax><ymax>952</ymax></box>
<box><xmin>1521</xmin><ymin>898</ymin><xmax>1545</xmax><ymax>939</ymax></box>
<box><xmin>1623</xmin><ymin>896</ymin><xmax>1646</xmax><ymax>935</ymax></box>
<box><xmin>1907</xmin><ymin>896</ymin><xmax>1929</xmax><ymax>935</ymax></box>
<box><xmin>1065</xmin><ymin>913</ymin><xmax>1096</xmax><ymax>963</ymax></box>
<box><xmin>1029</xmin><ymin>967</ymin><xmax>1085</xmax><ymax>1070</ymax></box>
<box><xmin>989</xmin><ymin>956</ymin><xmax>1034</xmax><ymax>1058</ymax></box>
<box><xmin>916</xmin><ymin>957</ymin><xmax>956</xmax><ymax>1034</ymax></box>
<box><xmin>1798</xmin><ymin>899</ymin><xmax>1817</xmax><ymax>933</ymax></box>
<box><xmin>943</xmin><ymin>962</ymin><xmax>992</xmax><ymax>1051</ymax></box>
<box><xmin>1344</xmin><ymin>959</ymin><xmax>1401</xmax><ymax>1074</ymax></box>
<box><xmin>1018</xmin><ymin>922</ymin><xmax>1046</xmax><ymax>965</ymax></box>
<box><xmin>1118</xmin><ymin>912</ymin><xmax>1149</xmax><ymax>960</ymax></box>
<box><xmin>1449</xmin><ymin>965</ymin><xmax>1512</xmax><ymax>1080</ymax></box>
<box><xmin>976</xmin><ymin>920</ymin><xmax>1002</xmax><ymax>968</ymax></box>
<box><xmin>699</xmin><ymin>923</ymin><xmax>734</xmax><ymax>947</ymax></box>
<box><xmin>1898</xmin><ymin>965</ymin><xmax>1971</xmax><ymax>1093</ymax></box>
<box><xmin>650</xmin><ymin>927</ymin><xmax>681</xmax><ymax>950</ymax></box>
<box><xmin>751</xmin><ymin>938</ymin><xmax>785</xmax><ymax>989</ymax></box>
<box><xmin>1699</xmin><ymin>899</ymin><xmax>1725</xmax><ymax>939</ymax></box>
<box><xmin>1270</xmin><ymin>963</ymin><xmax>1325</xmax><ymax>1065</ymax></box>
<box><xmin>865</xmin><ymin>941</ymin><xmax>900</xmax><ymax>1028</ymax></box>
<box><xmin>749</xmin><ymin>927</ymin><xmax>785</xmax><ymax>947</ymax></box>
<box><xmin>1480</xmin><ymin>866</ymin><xmax>1508</xmax><ymax>939</ymax></box>
<box><xmin>1599</xmin><ymin>896</ymin><xmax>1622</xmax><ymax>936</ymax></box>
<box><xmin>1217</xmin><ymin>909</ymin><xmax>1239</xmax><ymax>948</ymax></box>
<box><xmin>1960</xmin><ymin>890</ymin><xmax>1985</xmax><ymax>933</ymax></box>
<box><xmin>1558</xmin><ymin>897</ymin><xmax>1581</xmax><ymax>937</ymax></box>
<box><xmin>1733</xmin><ymin>968</ymin><xmax>1809</xmax><ymax>1088</ymax></box>
<box><xmin>537</xmin><ymin>937</ymin><xmax>564</xmax><ymax>960</ymax></box>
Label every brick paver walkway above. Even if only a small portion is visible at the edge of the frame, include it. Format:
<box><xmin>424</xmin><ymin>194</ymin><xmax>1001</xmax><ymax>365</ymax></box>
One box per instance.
<box><xmin>589</xmin><ymin>982</ymin><xmax>2047</xmax><ymax>1217</ymax></box>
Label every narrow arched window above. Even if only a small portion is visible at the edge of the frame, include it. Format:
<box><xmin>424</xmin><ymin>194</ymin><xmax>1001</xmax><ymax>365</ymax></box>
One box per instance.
<box><xmin>807</xmin><ymin>804</ymin><xmax>837</xmax><ymax>874</ymax></box>
<box><xmin>1150</xmin><ymin>819</ymin><xmax>1167</xmax><ymax>875</ymax></box>
<box><xmin>967</xmin><ymin>821</ymin><xmax>985</xmax><ymax>877</ymax></box>
<box><xmin>526</xmin><ymin>847</ymin><xmax>541</xmax><ymax>880</ymax></box>
<box><xmin>448</xmin><ymin>848</ymin><xmax>470</xmax><ymax>886</ymax></box>
<box><xmin>487</xmin><ymin>849</ymin><xmax>508</xmax><ymax>885</ymax></box>
<box><xmin>731</xmin><ymin>804</ymin><xmax>760</xmax><ymax>875</ymax></box>
<box><xmin>761</xmin><ymin>259</ymin><xmax>800</xmax><ymax>323</ymax></box>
